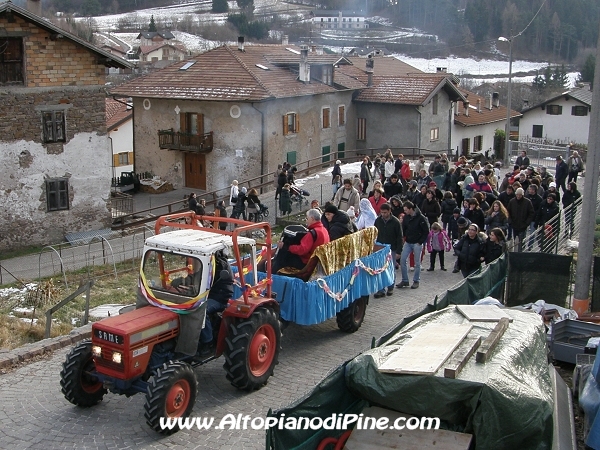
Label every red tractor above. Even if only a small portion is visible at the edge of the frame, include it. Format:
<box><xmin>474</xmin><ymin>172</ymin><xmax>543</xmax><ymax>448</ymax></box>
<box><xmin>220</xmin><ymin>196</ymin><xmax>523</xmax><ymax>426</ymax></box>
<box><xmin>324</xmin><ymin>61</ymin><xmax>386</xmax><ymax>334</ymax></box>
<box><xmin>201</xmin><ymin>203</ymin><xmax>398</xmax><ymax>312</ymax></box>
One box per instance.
<box><xmin>60</xmin><ymin>213</ymin><xmax>280</xmax><ymax>434</ymax></box>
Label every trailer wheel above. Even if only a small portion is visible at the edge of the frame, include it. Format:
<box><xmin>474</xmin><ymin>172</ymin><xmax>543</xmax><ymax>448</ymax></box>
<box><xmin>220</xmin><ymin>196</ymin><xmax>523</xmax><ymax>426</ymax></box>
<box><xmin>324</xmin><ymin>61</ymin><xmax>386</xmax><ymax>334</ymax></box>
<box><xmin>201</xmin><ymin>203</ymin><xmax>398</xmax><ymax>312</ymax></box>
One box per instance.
<box><xmin>336</xmin><ymin>296</ymin><xmax>368</xmax><ymax>333</ymax></box>
<box><xmin>60</xmin><ymin>341</ymin><xmax>106</xmax><ymax>407</ymax></box>
<box><xmin>223</xmin><ymin>306</ymin><xmax>281</xmax><ymax>391</ymax></box>
<box><xmin>144</xmin><ymin>361</ymin><xmax>197</xmax><ymax>435</ymax></box>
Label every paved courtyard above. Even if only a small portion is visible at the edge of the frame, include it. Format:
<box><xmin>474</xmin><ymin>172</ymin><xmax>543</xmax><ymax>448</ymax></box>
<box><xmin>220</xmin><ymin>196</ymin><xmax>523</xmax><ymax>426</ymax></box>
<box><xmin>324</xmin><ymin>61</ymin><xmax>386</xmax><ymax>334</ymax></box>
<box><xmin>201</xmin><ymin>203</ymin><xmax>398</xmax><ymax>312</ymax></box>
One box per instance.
<box><xmin>0</xmin><ymin>267</ymin><xmax>459</xmax><ymax>449</ymax></box>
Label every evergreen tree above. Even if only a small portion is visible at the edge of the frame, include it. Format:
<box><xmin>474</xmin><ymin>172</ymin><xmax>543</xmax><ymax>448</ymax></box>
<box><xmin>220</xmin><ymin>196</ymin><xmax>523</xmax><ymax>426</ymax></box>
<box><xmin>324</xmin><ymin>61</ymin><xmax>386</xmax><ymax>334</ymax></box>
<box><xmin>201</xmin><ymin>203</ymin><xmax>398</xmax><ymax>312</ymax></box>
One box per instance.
<box><xmin>81</xmin><ymin>0</ymin><xmax>101</xmax><ymax>16</ymax></box>
<box><xmin>212</xmin><ymin>0</ymin><xmax>228</xmax><ymax>13</ymax></box>
<box><xmin>148</xmin><ymin>15</ymin><xmax>157</xmax><ymax>32</ymax></box>
<box><xmin>578</xmin><ymin>54</ymin><xmax>595</xmax><ymax>87</ymax></box>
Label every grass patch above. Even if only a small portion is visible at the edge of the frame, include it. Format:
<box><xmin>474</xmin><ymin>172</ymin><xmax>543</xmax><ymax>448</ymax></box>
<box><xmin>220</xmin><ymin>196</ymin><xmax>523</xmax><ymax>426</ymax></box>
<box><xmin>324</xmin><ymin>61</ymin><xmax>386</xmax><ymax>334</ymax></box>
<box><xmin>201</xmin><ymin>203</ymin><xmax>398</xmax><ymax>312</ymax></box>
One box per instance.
<box><xmin>0</xmin><ymin>265</ymin><xmax>140</xmax><ymax>350</ymax></box>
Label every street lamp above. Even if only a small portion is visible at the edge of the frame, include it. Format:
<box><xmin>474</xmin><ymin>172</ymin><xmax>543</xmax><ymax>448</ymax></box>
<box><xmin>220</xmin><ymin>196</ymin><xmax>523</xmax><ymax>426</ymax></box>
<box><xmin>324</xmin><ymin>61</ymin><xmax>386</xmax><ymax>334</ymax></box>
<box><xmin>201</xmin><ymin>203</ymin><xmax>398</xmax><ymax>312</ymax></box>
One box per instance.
<box><xmin>498</xmin><ymin>36</ymin><xmax>513</xmax><ymax>167</ymax></box>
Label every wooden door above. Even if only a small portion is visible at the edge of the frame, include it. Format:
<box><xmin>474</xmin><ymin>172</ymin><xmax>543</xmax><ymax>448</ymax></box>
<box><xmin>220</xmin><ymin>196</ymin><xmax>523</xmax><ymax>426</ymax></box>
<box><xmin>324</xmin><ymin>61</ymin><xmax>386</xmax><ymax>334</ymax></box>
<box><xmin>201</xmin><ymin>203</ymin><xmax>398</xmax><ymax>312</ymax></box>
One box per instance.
<box><xmin>185</xmin><ymin>153</ymin><xmax>206</xmax><ymax>190</ymax></box>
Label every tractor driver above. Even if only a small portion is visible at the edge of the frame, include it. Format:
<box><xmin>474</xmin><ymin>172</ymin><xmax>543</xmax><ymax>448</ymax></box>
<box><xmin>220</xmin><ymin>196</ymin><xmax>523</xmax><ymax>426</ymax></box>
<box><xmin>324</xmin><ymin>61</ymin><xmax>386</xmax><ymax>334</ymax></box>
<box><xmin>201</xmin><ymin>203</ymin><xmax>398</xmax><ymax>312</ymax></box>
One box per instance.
<box><xmin>198</xmin><ymin>250</ymin><xmax>234</xmax><ymax>356</ymax></box>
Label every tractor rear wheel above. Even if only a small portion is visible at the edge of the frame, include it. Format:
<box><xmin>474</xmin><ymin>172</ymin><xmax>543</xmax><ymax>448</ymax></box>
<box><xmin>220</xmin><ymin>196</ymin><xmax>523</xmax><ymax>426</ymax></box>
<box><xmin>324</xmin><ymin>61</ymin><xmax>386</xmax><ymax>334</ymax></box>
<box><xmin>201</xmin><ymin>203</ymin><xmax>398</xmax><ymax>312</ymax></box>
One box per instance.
<box><xmin>223</xmin><ymin>306</ymin><xmax>281</xmax><ymax>391</ymax></box>
<box><xmin>144</xmin><ymin>361</ymin><xmax>197</xmax><ymax>435</ymax></box>
<box><xmin>336</xmin><ymin>296</ymin><xmax>368</xmax><ymax>333</ymax></box>
<box><xmin>60</xmin><ymin>341</ymin><xmax>107</xmax><ymax>407</ymax></box>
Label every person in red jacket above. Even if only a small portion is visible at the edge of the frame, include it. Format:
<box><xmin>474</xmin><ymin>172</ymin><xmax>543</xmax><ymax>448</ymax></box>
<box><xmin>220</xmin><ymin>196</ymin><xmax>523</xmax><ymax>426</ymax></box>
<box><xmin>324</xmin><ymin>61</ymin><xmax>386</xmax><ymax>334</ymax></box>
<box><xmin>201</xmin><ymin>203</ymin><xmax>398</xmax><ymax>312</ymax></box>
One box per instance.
<box><xmin>369</xmin><ymin>188</ymin><xmax>386</xmax><ymax>215</ymax></box>
<box><xmin>274</xmin><ymin>208</ymin><xmax>330</xmax><ymax>272</ymax></box>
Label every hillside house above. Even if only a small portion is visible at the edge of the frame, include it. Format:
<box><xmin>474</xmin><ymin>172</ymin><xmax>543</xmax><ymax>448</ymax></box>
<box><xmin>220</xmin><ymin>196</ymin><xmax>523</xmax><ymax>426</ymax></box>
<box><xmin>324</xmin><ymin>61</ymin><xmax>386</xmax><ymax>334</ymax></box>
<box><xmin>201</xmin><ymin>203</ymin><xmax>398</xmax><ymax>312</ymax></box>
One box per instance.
<box><xmin>0</xmin><ymin>1</ymin><xmax>132</xmax><ymax>251</ymax></box>
<box><xmin>452</xmin><ymin>89</ymin><xmax>521</xmax><ymax>158</ymax></box>
<box><xmin>311</xmin><ymin>10</ymin><xmax>368</xmax><ymax>29</ymax></box>
<box><xmin>518</xmin><ymin>86</ymin><xmax>592</xmax><ymax>146</ymax></box>
<box><xmin>136</xmin><ymin>42</ymin><xmax>188</xmax><ymax>67</ymax></box>
<box><xmin>136</xmin><ymin>31</ymin><xmax>176</xmax><ymax>46</ymax></box>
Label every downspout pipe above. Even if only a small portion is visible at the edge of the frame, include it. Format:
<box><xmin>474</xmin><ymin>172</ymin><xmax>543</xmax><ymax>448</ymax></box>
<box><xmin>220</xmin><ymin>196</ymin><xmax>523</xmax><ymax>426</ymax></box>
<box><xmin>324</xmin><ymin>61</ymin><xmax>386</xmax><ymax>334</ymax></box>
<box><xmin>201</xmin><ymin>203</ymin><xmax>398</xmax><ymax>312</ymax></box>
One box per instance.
<box><xmin>414</xmin><ymin>106</ymin><xmax>422</xmax><ymax>152</ymax></box>
<box><xmin>251</xmin><ymin>103</ymin><xmax>266</xmax><ymax>193</ymax></box>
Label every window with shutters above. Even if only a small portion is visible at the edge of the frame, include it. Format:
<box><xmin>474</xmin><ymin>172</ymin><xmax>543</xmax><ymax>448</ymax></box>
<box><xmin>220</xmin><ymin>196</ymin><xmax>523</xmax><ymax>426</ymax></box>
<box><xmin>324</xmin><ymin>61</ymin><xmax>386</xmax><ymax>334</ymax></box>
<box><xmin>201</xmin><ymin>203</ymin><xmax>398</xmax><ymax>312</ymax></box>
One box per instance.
<box><xmin>46</xmin><ymin>178</ymin><xmax>69</xmax><ymax>211</ymax></box>
<box><xmin>0</xmin><ymin>37</ymin><xmax>24</xmax><ymax>85</ymax></box>
<box><xmin>338</xmin><ymin>105</ymin><xmax>345</xmax><ymax>126</ymax></box>
<box><xmin>473</xmin><ymin>135</ymin><xmax>483</xmax><ymax>151</ymax></box>
<box><xmin>118</xmin><ymin>152</ymin><xmax>130</xmax><ymax>165</ymax></box>
<box><xmin>546</xmin><ymin>105</ymin><xmax>562</xmax><ymax>115</ymax></box>
<box><xmin>42</xmin><ymin>111</ymin><xmax>66</xmax><ymax>143</ymax></box>
<box><xmin>322</xmin><ymin>107</ymin><xmax>330</xmax><ymax>129</ymax></box>
<box><xmin>357</xmin><ymin>118</ymin><xmax>366</xmax><ymax>140</ymax></box>
<box><xmin>572</xmin><ymin>106</ymin><xmax>588</xmax><ymax>116</ymax></box>
<box><xmin>283</xmin><ymin>112</ymin><xmax>299</xmax><ymax>135</ymax></box>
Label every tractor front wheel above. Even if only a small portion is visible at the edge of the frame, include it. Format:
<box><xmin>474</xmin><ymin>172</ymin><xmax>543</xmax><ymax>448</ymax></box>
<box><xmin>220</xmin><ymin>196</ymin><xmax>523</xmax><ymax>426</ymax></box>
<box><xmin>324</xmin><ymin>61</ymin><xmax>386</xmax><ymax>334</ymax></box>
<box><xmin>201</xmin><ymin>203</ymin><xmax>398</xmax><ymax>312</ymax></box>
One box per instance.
<box><xmin>60</xmin><ymin>341</ymin><xmax>107</xmax><ymax>407</ymax></box>
<box><xmin>144</xmin><ymin>361</ymin><xmax>198</xmax><ymax>435</ymax></box>
<box><xmin>223</xmin><ymin>307</ymin><xmax>281</xmax><ymax>391</ymax></box>
<box><xmin>336</xmin><ymin>296</ymin><xmax>368</xmax><ymax>333</ymax></box>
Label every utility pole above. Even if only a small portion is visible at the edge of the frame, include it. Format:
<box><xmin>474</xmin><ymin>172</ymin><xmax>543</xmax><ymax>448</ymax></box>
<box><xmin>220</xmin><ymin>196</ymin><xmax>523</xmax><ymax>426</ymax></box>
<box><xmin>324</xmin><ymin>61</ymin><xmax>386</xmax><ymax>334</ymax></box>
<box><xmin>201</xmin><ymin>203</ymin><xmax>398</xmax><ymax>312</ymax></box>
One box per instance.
<box><xmin>572</xmin><ymin>22</ymin><xmax>600</xmax><ymax>314</ymax></box>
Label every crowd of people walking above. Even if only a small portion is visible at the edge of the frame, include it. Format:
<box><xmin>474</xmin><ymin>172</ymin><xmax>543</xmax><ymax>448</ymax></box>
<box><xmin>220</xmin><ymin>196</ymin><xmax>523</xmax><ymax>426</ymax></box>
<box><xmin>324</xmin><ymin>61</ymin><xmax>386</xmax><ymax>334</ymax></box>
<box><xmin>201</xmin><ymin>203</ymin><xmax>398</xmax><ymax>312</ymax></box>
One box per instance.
<box><xmin>291</xmin><ymin>148</ymin><xmax>585</xmax><ymax>285</ymax></box>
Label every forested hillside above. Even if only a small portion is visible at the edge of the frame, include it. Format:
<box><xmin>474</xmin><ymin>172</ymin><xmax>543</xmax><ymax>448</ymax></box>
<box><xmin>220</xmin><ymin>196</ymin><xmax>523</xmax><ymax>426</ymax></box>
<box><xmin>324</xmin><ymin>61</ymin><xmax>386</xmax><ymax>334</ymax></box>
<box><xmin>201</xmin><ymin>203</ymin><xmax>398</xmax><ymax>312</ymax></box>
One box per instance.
<box><xmin>347</xmin><ymin>0</ymin><xmax>599</xmax><ymax>62</ymax></box>
<box><xmin>22</xmin><ymin>0</ymin><xmax>600</xmax><ymax>62</ymax></box>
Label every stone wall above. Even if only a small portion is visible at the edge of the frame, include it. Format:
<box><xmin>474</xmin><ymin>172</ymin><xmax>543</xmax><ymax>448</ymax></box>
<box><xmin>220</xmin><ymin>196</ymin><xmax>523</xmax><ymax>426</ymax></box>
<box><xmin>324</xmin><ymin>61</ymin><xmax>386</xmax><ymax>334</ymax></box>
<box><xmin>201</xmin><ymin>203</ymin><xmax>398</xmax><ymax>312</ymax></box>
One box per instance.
<box><xmin>0</xmin><ymin>87</ymin><xmax>112</xmax><ymax>251</ymax></box>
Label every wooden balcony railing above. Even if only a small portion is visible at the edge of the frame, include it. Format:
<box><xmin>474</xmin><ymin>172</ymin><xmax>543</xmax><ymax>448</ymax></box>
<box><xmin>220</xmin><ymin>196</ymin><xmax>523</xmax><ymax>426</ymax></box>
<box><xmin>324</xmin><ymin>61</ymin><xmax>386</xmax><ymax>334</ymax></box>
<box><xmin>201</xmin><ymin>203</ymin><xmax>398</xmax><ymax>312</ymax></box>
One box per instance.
<box><xmin>158</xmin><ymin>129</ymin><xmax>213</xmax><ymax>153</ymax></box>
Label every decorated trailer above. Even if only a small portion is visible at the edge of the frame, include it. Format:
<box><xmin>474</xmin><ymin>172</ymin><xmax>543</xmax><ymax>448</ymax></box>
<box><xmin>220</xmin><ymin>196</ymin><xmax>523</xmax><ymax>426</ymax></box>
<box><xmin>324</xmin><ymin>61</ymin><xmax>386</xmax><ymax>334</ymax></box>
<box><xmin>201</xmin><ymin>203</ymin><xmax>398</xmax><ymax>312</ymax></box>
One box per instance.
<box><xmin>59</xmin><ymin>212</ymin><xmax>393</xmax><ymax>434</ymax></box>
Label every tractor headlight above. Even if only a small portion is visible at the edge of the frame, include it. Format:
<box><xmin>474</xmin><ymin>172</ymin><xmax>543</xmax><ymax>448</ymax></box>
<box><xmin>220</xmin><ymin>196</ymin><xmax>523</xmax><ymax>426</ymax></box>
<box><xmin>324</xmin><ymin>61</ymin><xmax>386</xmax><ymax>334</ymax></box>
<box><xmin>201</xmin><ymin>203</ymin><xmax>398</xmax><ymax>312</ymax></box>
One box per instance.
<box><xmin>92</xmin><ymin>345</ymin><xmax>102</xmax><ymax>357</ymax></box>
<box><xmin>112</xmin><ymin>351</ymin><xmax>122</xmax><ymax>364</ymax></box>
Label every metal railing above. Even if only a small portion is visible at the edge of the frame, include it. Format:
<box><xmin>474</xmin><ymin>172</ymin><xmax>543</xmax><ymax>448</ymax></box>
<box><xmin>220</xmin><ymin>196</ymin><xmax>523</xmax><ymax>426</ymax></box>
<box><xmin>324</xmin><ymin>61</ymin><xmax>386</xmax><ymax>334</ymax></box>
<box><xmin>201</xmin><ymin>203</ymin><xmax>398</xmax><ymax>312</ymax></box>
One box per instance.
<box><xmin>508</xmin><ymin>140</ymin><xmax>573</xmax><ymax>169</ymax></box>
<box><xmin>513</xmin><ymin>183</ymin><xmax>600</xmax><ymax>255</ymax></box>
<box><xmin>158</xmin><ymin>129</ymin><xmax>214</xmax><ymax>153</ymax></box>
<box><xmin>111</xmin><ymin>146</ymin><xmax>448</xmax><ymax>230</ymax></box>
<box><xmin>44</xmin><ymin>280</ymin><xmax>93</xmax><ymax>338</ymax></box>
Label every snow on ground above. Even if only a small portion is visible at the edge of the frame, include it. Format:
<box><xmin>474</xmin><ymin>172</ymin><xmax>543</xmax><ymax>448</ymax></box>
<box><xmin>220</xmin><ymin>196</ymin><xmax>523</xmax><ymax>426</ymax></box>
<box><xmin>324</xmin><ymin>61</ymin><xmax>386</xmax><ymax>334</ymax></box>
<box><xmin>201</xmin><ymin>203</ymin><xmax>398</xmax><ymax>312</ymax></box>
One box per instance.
<box><xmin>393</xmin><ymin>54</ymin><xmax>548</xmax><ymax>78</ymax></box>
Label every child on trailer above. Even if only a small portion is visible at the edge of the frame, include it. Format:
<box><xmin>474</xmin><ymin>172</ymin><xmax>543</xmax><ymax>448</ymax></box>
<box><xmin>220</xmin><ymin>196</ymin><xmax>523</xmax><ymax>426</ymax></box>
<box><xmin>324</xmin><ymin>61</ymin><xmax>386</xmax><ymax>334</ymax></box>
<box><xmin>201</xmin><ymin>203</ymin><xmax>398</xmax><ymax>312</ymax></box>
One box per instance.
<box><xmin>426</xmin><ymin>222</ymin><xmax>452</xmax><ymax>272</ymax></box>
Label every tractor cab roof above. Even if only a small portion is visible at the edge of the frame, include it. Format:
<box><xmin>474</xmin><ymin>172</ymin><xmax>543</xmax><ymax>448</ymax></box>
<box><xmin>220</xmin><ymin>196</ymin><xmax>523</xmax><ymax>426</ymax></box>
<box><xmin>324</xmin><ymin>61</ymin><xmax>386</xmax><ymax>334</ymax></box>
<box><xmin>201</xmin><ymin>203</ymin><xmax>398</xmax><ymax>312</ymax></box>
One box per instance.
<box><xmin>145</xmin><ymin>229</ymin><xmax>256</xmax><ymax>257</ymax></box>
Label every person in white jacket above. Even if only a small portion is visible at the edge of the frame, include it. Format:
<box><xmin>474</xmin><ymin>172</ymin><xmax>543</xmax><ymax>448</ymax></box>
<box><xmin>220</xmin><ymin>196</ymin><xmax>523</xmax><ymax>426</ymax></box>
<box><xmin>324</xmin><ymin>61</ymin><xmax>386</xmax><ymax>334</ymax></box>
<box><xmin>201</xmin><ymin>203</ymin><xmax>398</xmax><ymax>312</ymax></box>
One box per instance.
<box><xmin>229</xmin><ymin>180</ymin><xmax>239</xmax><ymax>206</ymax></box>
<box><xmin>356</xmin><ymin>198</ymin><xmax>377</xmax><ymax>230</ymax></box>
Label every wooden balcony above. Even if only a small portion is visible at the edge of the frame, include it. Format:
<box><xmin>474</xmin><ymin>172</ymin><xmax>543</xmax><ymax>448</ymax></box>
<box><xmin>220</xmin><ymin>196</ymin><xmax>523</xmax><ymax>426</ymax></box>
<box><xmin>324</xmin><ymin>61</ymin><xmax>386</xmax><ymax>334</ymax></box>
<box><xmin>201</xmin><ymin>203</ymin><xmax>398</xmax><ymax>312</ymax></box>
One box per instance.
<box><xmin>158</xmin><ymin>129</ymin><xmax>213</xmax><ymax>153</ymax></box>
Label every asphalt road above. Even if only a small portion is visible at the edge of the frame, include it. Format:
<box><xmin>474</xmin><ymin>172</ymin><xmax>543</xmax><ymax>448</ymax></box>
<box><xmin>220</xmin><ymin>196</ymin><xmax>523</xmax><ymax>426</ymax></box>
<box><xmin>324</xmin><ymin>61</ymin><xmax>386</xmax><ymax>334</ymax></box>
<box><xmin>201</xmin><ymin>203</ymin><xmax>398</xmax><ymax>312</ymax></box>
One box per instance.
<box><xmin>0</xmin><ymin>267</ymin><xmax>459</xmax><ymax>450</ymax></box>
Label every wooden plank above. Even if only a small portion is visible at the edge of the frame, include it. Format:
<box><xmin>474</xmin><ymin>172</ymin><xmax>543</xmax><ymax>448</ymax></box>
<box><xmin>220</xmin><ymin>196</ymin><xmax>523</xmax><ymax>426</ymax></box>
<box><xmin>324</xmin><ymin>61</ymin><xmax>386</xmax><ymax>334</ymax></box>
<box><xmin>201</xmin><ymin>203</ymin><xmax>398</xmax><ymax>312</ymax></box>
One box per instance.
<box><xmin>476</xmin><ymin>317</ymin><xmax>510</xmax><ymax>363</ymax></box>
<box><xmin>344</xmin><ymin>406</ymin><xmax>472</xmax><ymax>450</ymax></box>
<box><xmin>456</xmin><ymin>304</ymin><xmax>513</xmax><ymax>322</ymax></box>
<box><xmin>443</xmin><ymin>336</ymin><xmax>482</xmax><ymax>379</ymax></box>
<box><xmin>378</xmin><ymin>324</ymin><xmax>472</xmax><ymax>375</ymax></box>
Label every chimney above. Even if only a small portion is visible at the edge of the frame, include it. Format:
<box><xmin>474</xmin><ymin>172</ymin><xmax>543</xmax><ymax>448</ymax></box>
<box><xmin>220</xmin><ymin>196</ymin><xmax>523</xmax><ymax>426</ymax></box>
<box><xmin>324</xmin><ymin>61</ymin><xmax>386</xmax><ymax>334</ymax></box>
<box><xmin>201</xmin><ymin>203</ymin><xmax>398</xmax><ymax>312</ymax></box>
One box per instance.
<box><xmin>311</xmin><ymin>45</ymin><xmax>316</xmax><ymax>53</ymax></box>
<box><xmin>237</xmin><ymin>36</ymin><xmax>244</xmax><ymax>52</ymax></box>
<box><xmin>27</xmin><ymin>0</ymin><xmax>42</xmax><ymax>16</ymax></box>
<box><xmin>454</xmin><ymin>101</ymin><xmax>460</xmax><ymax>116</ymax></box>
<box><xmin>488</xmin><ymin>93</ymin><xmax>493</xmax><ymax>110</ymax></box>
<box><xmin>365</xmin><ymin>55</ymin><xmax>374</xmax><ymax>87</ymax></box>
<box><xmin>523</xmin><ymin>99</ymin><xmax>529</xmax><ymax>109</ymax></box>
<box><xmin>436</xmin><ymin>67</ymin><xmax>447</xmax><ymax>73</ymax></box>
<box><xmin>282</xmin><ymin>35</ymin><xmax>289</xmax><ymax>46</ymax></box>
<box><xmin>493</xmin><ymin>92</ymin><xmax>500</xmax><ymax>108</ymax></box>
<box><xmin>299</xmin><ymin>45</ymin><xmax>310</xmax><ymax>83</ymax></box>
<box><xmin>477</xmin><ymin>99</ymin><xmax>481</xmax><ymax>113</ymax></box>
<box><xmin>464</xmin><ymin>101</ymin><xmax>469</xmax><ymax>116</ymax></box>
<box><xmin>316</xmin><ymin>45</ymin><xmax>323</xmax><ymax>55</ymax></box>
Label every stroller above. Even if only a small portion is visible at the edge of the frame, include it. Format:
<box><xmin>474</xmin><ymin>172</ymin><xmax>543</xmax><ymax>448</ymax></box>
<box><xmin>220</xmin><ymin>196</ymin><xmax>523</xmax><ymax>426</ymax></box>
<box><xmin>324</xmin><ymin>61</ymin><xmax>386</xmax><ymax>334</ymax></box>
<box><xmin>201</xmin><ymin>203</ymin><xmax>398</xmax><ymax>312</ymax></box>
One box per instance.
<box><xmin>290</xmin><ymin>185</ymin><xmax>310</xmax><ymax>207</ymax></box>
<box><xmin>247</xmin><ymin>201</ymin><xmax>269</xmax><ymax>222</ymax></box>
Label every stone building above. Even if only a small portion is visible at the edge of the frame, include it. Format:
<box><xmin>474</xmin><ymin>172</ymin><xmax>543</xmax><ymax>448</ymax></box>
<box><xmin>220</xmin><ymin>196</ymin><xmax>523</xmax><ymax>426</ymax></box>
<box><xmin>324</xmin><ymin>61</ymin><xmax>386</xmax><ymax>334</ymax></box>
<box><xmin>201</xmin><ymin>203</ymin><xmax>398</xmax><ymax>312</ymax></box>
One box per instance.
<box><xmin>110</xmin><ymin>43</ymin><xmax>362</xmax><ymax>192</ymax></box>
<box><xmin>0</xmin><ymin>1</ymin><xmax>132</xmax><ymax>251</ymax></box>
